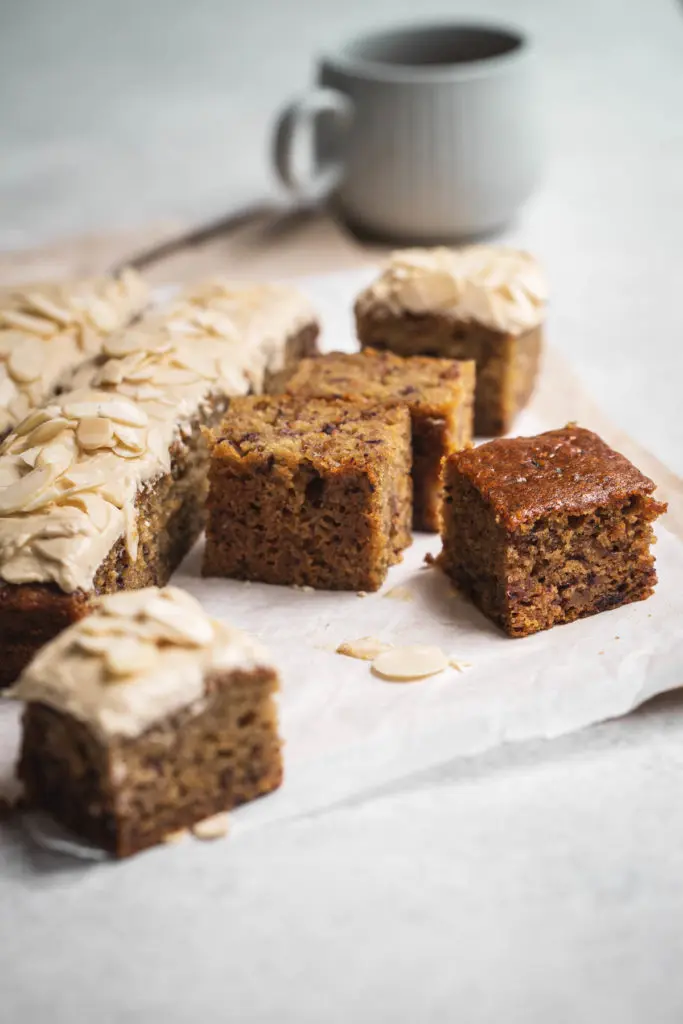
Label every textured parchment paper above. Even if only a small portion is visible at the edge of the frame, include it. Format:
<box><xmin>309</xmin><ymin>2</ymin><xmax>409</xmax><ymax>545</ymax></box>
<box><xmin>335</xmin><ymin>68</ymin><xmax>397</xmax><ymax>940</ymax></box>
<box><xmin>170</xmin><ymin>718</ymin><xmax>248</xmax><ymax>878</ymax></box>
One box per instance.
<box><xmin>1</xmin><ymin>267</ymin><xmax>682</xmax><ymax>847</ymax></box>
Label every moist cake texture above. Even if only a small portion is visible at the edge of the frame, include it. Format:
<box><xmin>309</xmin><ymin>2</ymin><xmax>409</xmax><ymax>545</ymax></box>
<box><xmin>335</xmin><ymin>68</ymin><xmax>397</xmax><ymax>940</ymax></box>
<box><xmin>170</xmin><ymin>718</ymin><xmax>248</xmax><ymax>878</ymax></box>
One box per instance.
<box><xmin>203</xmin><ymin>395</ymin><xmax>412</xmax><ymax>591</ymax></box>
<box><xmin>355</xmin><ymin>246</ymin><xmax>547</xmax><ymax>436</ymax></box>
<box><xmin>0</xmin><ymin>270</ymin><xmax>148</xmax><ymax>435</ymax></box>
<box><xmin>280</xmin><ymin>348</ymin><xmax>474</xmax><ymax>531</ymax></box>
<box><xmin>440</xmin><ymin>425</ymin><xmax>667</xmax><ymax>637</ymax></box>
<box><xmin>10</xmin><ymin>586</ymin><xmax>282</xmax><ymax>858</ymax></box>
<box><xmin>0</xmin><ymin>280</ymin><xmax>319</xmax><ymax>688</ymax></box>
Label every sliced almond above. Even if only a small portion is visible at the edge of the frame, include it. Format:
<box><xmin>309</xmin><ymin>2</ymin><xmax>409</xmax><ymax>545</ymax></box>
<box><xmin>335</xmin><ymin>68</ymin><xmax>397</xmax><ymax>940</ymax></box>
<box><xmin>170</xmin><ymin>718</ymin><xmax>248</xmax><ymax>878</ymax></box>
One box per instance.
<box><xmin>0</xmin><ymin>374</ymin><xmax>18</xmax><ymax>406</ymax></box>
<box><xmin>103</xmin><ymin>329</ymin><xmax>154</xmax><ymax>358</ymax></box>
<box><xmin>24</xmin><ymin>417</ymin><xmax>71</xmax><ymax>446</ymax></box>
<box><xmin>123</xmin><ymin>499</ymin><xmax>139</xmax><ymax>560</ymax></box>
<box><xmin>83</xmin><ymin>296</ymin><xmax>119</xmax><ymax>333</ymax></box>
<box><xmin>94</xmin><ymin>360</ymin><xmax>125</xmax><ymax>386</ymax></box>
<box><xmin>371</xmin><ymin>645</ymin><xmax>449</xmax><ymax>682</ymax></box>
<box><xmin>36</xmin><ymin>441</ymin><xmax>74</xmax><ymax>475</ymax></box>
<box><xmin>0</xmin><ymin>466</ymin><xmax>53</xmax><ymax>514</ymax></box>
<box><xmin>104</xmin><ymin>638</ymin><xmax>157</xmax><ymax>677</ymax></box>
<box><xmin>77</xmin><ymin>417</ymin><xmax>114</xmax><ymax>450</ymax></box>
<box><xmin>12</xmin><ymin>406</ymin><xmax>54</xmax><ymax>437</ymax></box>
<box><xmin>59</xmin><ymin>492</ymin><xmax>114</xmax><ymax>531</ymax></box>
<box><xmin>0</xmin><ymin>331</ymin><xmax>28</xmax><ymax>355</ymax></box>
<box><xmin>19</xmin><ymin>445</ymin><xmax>42</xmax><ymax>468</ymax></box>
<box><xmin>8</xmin><ymin>340</ymin><xmax>44</xmax><ymax>384</ymax></box>
<box><xmin>144</xmin><ymin>596</ymin><xmax>214</xmax><ymax>646</ymax></box>
<box><xmin>1</xmin><ymin>310</ymin><xmax>55</xmax><ymax>337</ymax></box>
<box><xmin>24</xmin><ymin>293</ymin><xmax>74</xmax><ymax>327</ymax></box>
<box><xmin>112</xmin><ymin>424</ymin><xmax>145</xmax><ymax>452</ymax></box>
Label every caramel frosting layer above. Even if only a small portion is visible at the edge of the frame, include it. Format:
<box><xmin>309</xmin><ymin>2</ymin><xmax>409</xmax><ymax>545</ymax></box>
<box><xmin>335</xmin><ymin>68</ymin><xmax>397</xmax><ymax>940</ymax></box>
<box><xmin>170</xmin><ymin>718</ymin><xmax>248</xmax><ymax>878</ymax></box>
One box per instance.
<box><xmin>356</xmin><ymin>246</ymin><xmax>548</xmax><ymax>335</ymax></box>
<box><xmin>9</xmin><ymin>586</ymin><xmax>274</xmax><ymax>739</ymax></box>
<box><xmin>0</xmin><ymin>280</ymin><xmax>318</xmax><ymax>593</ymax></box>
<box><xmin>0</xmin><ymin>270</ymin><xmax>149</xmax><ymax>434</ymax></box>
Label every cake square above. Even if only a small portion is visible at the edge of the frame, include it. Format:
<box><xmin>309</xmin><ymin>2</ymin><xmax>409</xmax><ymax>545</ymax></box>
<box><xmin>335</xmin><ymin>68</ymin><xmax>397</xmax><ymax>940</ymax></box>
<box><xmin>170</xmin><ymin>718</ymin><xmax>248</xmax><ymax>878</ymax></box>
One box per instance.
<box><xmin>355</xmin><ymin>246</ymin><xmax>547</xmax><ymax>436</ymax></box>
<box><xmin>10</xmin><ymin>587</ymin><xmax>282</xmax><ymax>858</ymax></box>
<box><xmin>281</xmin><ymin>349</ymin><xmax>474</xmax><ymax>532</ymax></box>
<box><xmin>440</xmin><ymin>426</ymin><xmax>667</xmax><ymax>637</ymax></box>
<box><xmin>202</xmin><ymin>396</ymin><xmax>412</xmax><ymax>591</ymax></box>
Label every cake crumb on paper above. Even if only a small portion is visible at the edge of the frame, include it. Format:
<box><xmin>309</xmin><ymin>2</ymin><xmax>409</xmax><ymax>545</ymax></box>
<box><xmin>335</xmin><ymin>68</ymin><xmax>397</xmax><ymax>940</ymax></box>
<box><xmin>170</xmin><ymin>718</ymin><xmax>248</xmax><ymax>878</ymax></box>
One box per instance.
<box><xmin>356</xmin><ymin>591</ymin><xmax>368</xmax><ymax>598</ymax></box>
<box><xmin>449</xmin><ymin>658</ymin><xmax>472</xmax><ymax>673</ymax></box>
<box><xmin>423</xmin><ymin>552</ymin><xmax>437</xmax><ymax>567</ymax></box>
<box><xmin>292</xmin><ymin>584</ymin><xmax>314</xmax><ymax>593</ymax></box>
<box><xmin>336</xmin><ymin>637</ymin><xmax>393</xmax><ymax>661</ymax></box>
<box><xmin>191</xmin><ymin>812</ymin><xmax>230</xmax><ymax>841</ymax></box>
<box><xmin>383</xmin><ymin>585</ymin><xmax>413</xmax><ymax>602</ymax></box>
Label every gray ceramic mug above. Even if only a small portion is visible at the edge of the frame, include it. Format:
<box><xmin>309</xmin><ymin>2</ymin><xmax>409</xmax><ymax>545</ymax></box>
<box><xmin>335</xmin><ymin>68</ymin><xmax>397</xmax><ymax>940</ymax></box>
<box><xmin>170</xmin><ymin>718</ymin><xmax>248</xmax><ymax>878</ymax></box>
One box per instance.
<box><xmin>273</xmin><ymin>22</ymin><xmax>541</xmax><ymax>241</ymax></box>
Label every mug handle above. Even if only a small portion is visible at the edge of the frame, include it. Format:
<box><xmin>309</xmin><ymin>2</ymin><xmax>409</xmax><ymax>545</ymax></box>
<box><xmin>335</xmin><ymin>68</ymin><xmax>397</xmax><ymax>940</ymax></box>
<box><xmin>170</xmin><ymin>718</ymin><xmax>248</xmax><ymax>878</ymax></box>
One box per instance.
<box><xmin>273</xmin><ymin>88</ymin><xmax>353</xmax><ymax>201</ymax></box>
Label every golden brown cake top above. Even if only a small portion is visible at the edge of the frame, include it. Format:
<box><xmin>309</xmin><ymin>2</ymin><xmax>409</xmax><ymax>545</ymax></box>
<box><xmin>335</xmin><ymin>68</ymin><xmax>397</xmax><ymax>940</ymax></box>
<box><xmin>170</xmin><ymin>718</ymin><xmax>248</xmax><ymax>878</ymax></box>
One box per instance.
<box><xmin>9</xmin><ymin>586</ymin><xmax>274</xmax><ymax>740</ymax></box>
<box><xmin>0</xmin><ymin>280</ymin><xmax>318</xmax><ymax>594</ymax></box>
<box><xmin>212</xmin><ymin>395</ymin><xmax>410</xmax><ymax>469</ymax></box>
<box><xmin>0</xmin><ymin>269</ymin><xmax>149</xmax><ymax>434</ymax></box>
<box><xmin>284</xmin><ymin>349</ymin><xmax>475</xmax><ymax>412</ymax></box>
<box><xmin>449</xmin><ymin>426</ymin><xmax>664</xmax><ymax>529</ymax></box>
<box><xmin>355</xmin><ymin>246</ymin><xmax>547</xmax><ymax>335</ymax></box>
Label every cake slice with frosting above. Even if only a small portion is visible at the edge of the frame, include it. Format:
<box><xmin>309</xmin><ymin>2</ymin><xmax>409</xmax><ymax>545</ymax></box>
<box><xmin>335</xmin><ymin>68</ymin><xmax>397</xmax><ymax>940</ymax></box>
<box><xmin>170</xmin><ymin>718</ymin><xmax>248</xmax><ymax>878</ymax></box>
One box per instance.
<box><xmin>355</xmin><ymin>246</ymin><xmax>548</xmax><ymax>436</ymax></box>
<box><xmin>10</xmin><ymin>586</ymin><xmax>282</xmax><ymax>857</ymax></box>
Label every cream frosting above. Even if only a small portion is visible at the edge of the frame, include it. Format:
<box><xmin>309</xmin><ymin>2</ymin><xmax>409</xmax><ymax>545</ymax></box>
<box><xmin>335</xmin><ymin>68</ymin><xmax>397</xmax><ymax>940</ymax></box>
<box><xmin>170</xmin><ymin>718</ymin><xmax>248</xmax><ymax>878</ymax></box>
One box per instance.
<box><xmin>9</xmin><ymin>586</ymin><xmax>274</xmax><ymax>739</ymax></box>
<box><xmin>0</xmin><ymin>270</ymin><xmax>149</xmax><ymax>434</ymax></box>
<box><xmin>0</xmin><ymin>279</ymin><xmax>318</xmax><ymax>593</ymax></box>
<box><xmin>356</xmin><ymin>246</ymin><xmax>548</xmax><ymax>335</ymax></box>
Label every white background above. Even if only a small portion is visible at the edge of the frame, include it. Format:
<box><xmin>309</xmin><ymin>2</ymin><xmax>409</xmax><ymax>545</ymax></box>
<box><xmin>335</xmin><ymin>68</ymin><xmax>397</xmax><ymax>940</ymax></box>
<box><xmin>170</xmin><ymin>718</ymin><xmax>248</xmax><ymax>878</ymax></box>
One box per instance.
<box><xmin>2</xmin><ymin>1</ymin><xmax>683</xmax><ymax>1021</ymax></box>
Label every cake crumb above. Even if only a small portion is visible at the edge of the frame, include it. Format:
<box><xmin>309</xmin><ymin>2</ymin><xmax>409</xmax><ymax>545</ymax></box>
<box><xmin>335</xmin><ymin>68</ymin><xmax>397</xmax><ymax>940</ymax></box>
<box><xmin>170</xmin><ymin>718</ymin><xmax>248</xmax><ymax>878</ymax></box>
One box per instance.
<box><xmin>337</xmin><ymin>636</ymin><xmax>393</xmax><ymax>661</ymax></box>
<box><xmin>423</xmin><ymin>552</ymin><xmax>437</xmax><ymax>566</ymax></box>
<box><xmin>383</xmin><ymin>585</ymin><xmax>413</xmax><ymax>602</ymax></box>
<box><xmin>356</xmin><ymin>591</ymin><xmax>368</xmax><ymax>598</ymax></box>
<box><xmin>292</xmin><ymin>584</ymin><xmax>314</xmax><ymax>593</ymax></box>
<box><xmin>448</xmin><ymin>657</ymin><xmax>472</xmax><ymax>673</ymax></box>
<box><xmin>191</xmin><ymin>812</ymin><xmax>230</xmax><ymax>840</ymax></box>
<box><xmin>598</xmin><ymin>650</ymin><xmax>604</xmax><ymax>655</ymax></box>
<box><xmin>372</xmin><ymin>645</ymin><xmax>449</xmax><ymax>682</ymax></box>
<box><xmin>614</xmin><ymin>636</ymin><xmax>620</xmax><ymax>640</ymax></box>
<box><xmin>162</xmin><ymin>828</ymin><xmax>188</xmax><ymax>844</ymax></box>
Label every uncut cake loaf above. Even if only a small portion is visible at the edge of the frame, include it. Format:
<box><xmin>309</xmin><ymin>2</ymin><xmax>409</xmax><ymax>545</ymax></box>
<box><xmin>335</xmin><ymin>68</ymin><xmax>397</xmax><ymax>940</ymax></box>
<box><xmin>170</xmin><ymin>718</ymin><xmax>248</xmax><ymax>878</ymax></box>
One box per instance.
<box><xmin>0</xmin><ymin>270</ymin><xmax>149</xmax><ymax>435</ymax></box>
<box><xmin>10</xmin><ymin>586</ymin><xmax>282</xmax><ymax>858</ymax></box>
<box><xmin>440</xmin><ymin>425</ymin><xmax>667</xmax><ymax>636</ymax></box>
<box><xmin>280</xmin><ymin>348</ymin><xmax>474</xmax><ymax>531</ymax></box>
<box><xmin>355</xmin><ymin>246</ymin><xmax>547</xmax><ymax>436</ymax></box>
<box><xmin>0</xmin><ymin>280</ymin><xmax>318</xmax><ymax>688</ymax></box>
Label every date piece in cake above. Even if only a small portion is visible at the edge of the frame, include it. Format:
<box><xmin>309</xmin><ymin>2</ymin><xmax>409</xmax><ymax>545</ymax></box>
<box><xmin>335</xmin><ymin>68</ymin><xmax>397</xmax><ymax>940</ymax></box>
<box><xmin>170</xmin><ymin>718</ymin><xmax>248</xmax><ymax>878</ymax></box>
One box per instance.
<box><xmin>0</xmin><ymin>281</ymin><xmax>319</xmax><ymax>689</ymax></box>
<box><xmin>203</xmin><ymin>396</ymin><xmax>412</xmax><ymax>591</ymax></box>
<box><xmin>10</xmin><ymin>587</ymin><xmax>282</xmax><ymax>858</ymax></box>
<box><xmin>0</xmin><ymin>270</ymin><xmax>149</xmax><ymax>435</ymax></box>
<box><xmin>355</xmin><ymin>246</ymin><xmax>548</xmax><ymax>437</ymax></box>
<box><xmin>440</xmin><ymin>426</ymin><xmax>667</xmax><ymax>637</ymax></box>
<box><xmin>280</xmin><ymin>349</ymin><xmax>474</xmax><ymax>532</ymax></box>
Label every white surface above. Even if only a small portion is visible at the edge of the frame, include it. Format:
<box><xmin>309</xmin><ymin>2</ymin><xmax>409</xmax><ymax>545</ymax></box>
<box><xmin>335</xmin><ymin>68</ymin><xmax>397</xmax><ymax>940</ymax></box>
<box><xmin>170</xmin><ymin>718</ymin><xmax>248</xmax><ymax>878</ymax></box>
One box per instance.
<box><xmin>2</xmin><ymin>268</ymin><xmax>683</xmax><ymax>1023</ymax></box>
<box><xmin>2</xmin><ymin>1</ymin><xmax>683</xmax><ymax>1020</ymax></box>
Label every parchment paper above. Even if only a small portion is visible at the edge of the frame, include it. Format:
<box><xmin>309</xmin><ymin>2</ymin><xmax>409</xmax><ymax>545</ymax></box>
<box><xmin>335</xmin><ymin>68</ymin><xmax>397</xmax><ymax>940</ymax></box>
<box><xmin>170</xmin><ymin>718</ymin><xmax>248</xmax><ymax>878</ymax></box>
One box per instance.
<box><xmin>1</xmin><ymin>267</ymin><xmax>682</xmax><ymax>846</ymax></box>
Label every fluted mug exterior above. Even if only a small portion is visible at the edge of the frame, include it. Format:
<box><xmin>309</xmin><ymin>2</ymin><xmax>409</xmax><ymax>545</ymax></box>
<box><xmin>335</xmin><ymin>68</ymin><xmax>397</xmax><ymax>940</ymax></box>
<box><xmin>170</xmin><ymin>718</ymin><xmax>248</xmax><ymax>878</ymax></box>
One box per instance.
<box><xmin>273</xmin><ymin>22</ymin><xmax>541</xmax><ymax>241</ymax></box>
